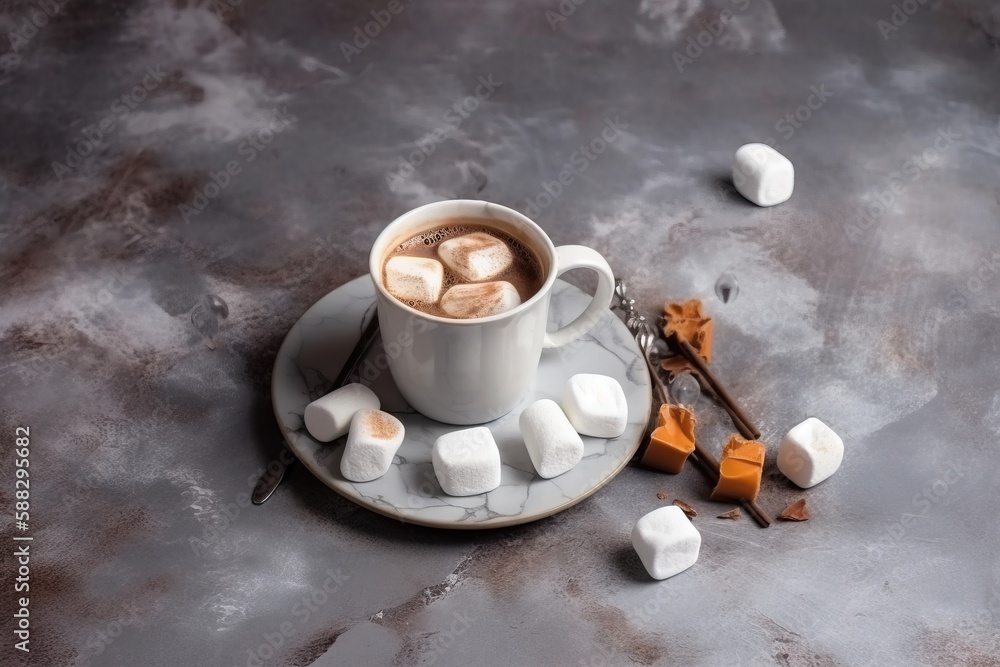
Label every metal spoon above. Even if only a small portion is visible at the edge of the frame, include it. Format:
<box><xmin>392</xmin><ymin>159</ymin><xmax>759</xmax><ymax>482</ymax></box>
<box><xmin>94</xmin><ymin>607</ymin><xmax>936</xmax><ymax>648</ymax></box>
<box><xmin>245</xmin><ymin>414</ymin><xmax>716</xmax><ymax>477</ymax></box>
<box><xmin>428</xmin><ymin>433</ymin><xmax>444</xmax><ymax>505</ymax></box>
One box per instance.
<box><xmin>617</xmin><ymin>278</ymin><xmax>771</xmax><ymax>527</ymax></box>
<box><xmin>253</xmin><ymin>310</ymin><xmax>381</xmax><ymax>505</ymax></box>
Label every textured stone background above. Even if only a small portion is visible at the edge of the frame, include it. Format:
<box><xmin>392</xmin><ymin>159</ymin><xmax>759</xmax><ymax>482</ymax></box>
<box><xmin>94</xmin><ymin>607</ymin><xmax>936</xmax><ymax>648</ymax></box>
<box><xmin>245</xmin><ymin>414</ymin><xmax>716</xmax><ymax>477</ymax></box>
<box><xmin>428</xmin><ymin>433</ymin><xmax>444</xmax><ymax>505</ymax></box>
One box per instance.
<box><xmin>1</xmin><ymin>0</ymin><xmax>999</xmax><ymax>665</ymax></box>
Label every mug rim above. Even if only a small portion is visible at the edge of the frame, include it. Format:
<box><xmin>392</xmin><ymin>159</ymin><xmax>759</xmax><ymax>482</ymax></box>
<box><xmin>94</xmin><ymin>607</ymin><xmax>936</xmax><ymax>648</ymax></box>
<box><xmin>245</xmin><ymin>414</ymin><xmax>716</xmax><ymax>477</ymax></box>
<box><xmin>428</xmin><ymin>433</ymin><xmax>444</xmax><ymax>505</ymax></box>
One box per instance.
<box><xmin>368</xmin><ymin>199</ymin><xmax>559</xmax><ymax>326</ymax></box>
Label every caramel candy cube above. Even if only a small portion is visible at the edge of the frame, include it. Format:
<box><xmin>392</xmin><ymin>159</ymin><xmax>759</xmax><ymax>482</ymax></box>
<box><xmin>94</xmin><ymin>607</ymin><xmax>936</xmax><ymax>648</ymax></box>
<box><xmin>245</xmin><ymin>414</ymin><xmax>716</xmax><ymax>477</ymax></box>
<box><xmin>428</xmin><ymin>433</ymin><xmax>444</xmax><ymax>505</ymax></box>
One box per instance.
<box><xmin>721</xmin><ymin>435</ymin><xmax>765</xmax><ymax>466</ymax></box>
<box><xmin>710</xmin><ymin>435</ymin><xmax>766</xmax><ymax>502</ymax></box>
<box><xmin>642</xmin><ymin>405</ymin><xmax>696</xmax><ymax>474</ymax></box>
<box><xmin>711</xmin><ymin>459</ymin><xmax>761</xmax><ymax>501</ymax></box>
<box><xmin>655</xmin><ymin>404</ymin><xmax>672</xmax><ymax>428</ymax></box>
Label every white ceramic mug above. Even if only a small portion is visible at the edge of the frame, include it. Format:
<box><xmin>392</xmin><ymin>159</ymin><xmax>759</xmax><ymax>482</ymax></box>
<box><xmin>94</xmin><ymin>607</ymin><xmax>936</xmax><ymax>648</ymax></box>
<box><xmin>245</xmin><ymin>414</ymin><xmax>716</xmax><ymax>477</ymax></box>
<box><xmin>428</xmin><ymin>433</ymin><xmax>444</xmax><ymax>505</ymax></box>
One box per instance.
<box><xmin>368</xmin><ymin>199</ymin><xmax>615</xmax><ymax>425</ymax></box>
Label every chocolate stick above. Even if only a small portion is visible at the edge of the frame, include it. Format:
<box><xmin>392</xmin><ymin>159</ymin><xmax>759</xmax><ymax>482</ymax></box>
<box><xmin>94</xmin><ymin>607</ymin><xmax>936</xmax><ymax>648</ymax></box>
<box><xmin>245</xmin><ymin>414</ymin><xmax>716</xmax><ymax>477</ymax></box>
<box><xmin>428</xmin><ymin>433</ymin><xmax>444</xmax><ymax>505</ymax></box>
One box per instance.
<box><xmin>680</xmin><ymin>371</ymin><xmax>751</xmax><ymax>439</ymax></box>
<box><xmin>673</xmin><ymin>337</ymin><xmax>761</xmax><ymax>440</ymax></box>
<box><xmin>642</xmin><ymin>351</ymin><xmax>771</xmax><ymax>528</ymax></box>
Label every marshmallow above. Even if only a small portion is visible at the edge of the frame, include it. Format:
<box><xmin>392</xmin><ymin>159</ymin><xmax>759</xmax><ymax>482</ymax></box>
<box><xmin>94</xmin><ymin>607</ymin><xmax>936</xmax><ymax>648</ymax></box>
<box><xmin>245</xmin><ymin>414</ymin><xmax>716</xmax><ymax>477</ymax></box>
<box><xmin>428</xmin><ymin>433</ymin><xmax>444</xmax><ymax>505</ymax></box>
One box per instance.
<box><xmin>519</xmin><ymin>399</ymin><xmax>584</xmax><ymax>479</ymax></box>
<box><xmin>561</xmin><ymin>373</ymin><xmax>628</xmax><ymax>438</ymax></box>
<box><xmin>777</xmin><ymin>417</ymin><xmax>844</xmax><ymax>488</ymax></box>
<box><xmin>631</xmin><ymin>506</ymin><xmax>702</xmax><ymax>580</ymax></box>
<box><xmin>732</xmin><ymin>143</ymin><xmax>794</xmax><ymax>207</ymax></box>
<box><xmin>385</xmin><ymin>256</ymin><xmax>444</xmax><ymax>303</ymax></box>
<box><xmin>432</xmin><ymin>427</ymin><xmax>502</xmax><ymax>496</ymax></box>
<box><xmin>340</xmin><ymin>409</ymin><xmax>405</xmax><ymax>482</ymax></box>
<box><xmin>440</xmin><ymin>281</ymin><xmax>521</xmax><ymax>319</ymax></box>
<box><xmin>437</xmin><ymin>232</ymin><xmax>514</xmax><ymax>282</ymax></box>
<box><xmin>304</xmin><ymin>383</ymin><xmax>380</xmax><ymax>442</ymax></box>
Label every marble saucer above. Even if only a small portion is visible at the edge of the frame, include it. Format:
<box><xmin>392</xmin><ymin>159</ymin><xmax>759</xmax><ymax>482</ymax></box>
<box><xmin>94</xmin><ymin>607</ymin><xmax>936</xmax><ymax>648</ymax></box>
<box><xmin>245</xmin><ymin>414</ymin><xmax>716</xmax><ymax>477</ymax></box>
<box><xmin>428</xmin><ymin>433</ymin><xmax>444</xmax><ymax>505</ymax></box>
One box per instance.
<box><xmin>271</xmin><ymin>276</ymin><xmax>652</xmax><ymax>529</ymax></box>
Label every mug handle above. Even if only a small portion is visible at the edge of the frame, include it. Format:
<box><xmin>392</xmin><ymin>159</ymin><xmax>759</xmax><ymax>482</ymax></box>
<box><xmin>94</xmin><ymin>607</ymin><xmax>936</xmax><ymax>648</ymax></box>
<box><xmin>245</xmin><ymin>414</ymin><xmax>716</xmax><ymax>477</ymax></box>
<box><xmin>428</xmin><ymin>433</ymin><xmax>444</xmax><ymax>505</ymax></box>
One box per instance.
<box><xmin>543</xmin><ymin>245</ymin><xmax>616</xmax><ymax>349</ymax></box>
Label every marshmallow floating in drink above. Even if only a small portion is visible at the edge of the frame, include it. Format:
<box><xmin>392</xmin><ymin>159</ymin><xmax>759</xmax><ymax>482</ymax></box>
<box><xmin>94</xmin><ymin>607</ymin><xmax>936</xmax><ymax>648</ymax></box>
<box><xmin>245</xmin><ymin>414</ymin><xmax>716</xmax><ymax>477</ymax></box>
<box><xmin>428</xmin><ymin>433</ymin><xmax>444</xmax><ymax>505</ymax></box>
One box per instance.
<box><xmin>432</xmin><ymin>427</ymin><xmax>502</xmax><ymax>496</ymax></box>
<box><xmin>340</xmin><ymin>409</ymin><xmax>405</xmax><ymax>482</ymax></box>
<box><xmin>437</xmin><ymin>231</ymin><xmax>514</xmax><ymax>282</ymax></box>
<box><xmin>440</xmin><ymin>281</ymin><xmax>521</xmax><ymax>319</ymax></box>
<box><xmin>631</xmin><ymin>505</ymin><xmax>702</xmax><ymax>580</ymax></box>
<box><xmin>385</xmin><ymin>256</ymin><xmax>444</xmax><ymax>303</ymax></box>
<box><xmin>304</xmin><ymin>383</ymin><xmax>380</xmax><ymax>442</ymax></box>
<box><xmin>561</xmin><ymin>374</ymin><xmax>628</xmax><ymax>438</ymax></box>
<box><xmin>777</xmin><ymin>417</ymin><xmax>843</xmax><ymax>488</ymax></box>
<box><xmin>519</xmin><ymin>399</ymin><xmax>584</xmax><ymax>479</ymax></box>
<box><xmin>732</xmin><ymin>143</ymin><xmax>794</xmax><ymax>207</ymax></box>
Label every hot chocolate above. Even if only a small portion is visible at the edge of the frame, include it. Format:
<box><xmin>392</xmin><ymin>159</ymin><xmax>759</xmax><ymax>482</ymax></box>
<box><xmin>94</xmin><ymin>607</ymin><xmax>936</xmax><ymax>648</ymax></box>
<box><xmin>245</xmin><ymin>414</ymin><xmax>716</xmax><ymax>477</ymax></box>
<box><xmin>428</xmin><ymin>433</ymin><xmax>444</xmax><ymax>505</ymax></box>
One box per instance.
<box><xmin>381</xmin><ymin>219</ymin><xmax>545</xmax><ymax>319</ymax></box>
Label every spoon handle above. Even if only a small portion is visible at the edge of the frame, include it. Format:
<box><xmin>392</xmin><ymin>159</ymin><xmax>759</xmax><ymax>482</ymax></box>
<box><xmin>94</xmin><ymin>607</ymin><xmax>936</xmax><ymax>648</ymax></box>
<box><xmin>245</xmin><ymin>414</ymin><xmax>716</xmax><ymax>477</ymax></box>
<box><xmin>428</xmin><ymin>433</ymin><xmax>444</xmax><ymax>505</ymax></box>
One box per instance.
<box><xmin>253</xmin><ymin>309</ymin><xmax>381</xmax><ymax>505</ymax></box>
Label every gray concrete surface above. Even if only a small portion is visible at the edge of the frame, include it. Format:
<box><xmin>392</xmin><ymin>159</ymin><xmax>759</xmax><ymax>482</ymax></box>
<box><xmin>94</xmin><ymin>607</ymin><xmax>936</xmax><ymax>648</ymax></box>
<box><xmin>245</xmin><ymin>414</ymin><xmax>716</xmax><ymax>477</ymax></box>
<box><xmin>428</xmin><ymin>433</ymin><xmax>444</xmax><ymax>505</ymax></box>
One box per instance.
<box><xmin>1</xmin><ymin>0</ymin><xmax>999</xmax><ymax>665</ymax></box>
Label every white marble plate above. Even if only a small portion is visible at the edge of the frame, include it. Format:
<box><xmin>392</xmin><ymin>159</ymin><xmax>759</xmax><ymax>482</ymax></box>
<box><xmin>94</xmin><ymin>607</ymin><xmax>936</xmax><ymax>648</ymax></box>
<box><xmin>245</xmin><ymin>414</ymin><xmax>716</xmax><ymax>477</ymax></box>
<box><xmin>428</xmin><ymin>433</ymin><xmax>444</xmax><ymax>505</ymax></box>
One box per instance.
<box><xmin>271</xmin><ymin>276</ymin><xmax>652</xmax><ymax>529</ymax></box>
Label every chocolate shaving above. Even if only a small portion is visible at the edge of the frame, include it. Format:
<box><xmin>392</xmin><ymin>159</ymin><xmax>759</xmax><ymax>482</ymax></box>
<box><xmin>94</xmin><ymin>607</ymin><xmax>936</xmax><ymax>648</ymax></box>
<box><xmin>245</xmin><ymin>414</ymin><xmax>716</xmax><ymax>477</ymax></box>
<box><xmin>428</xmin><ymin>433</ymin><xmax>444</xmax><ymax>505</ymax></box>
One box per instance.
<box><xmin>656</xmin><ymin>491</ymin><xmax>669</xmax><ymax>500</ymax></box>
<box><xmin>717</xmin><ymin>508</ymin><xmax>742</xmax><ymax>520</ymax></box>
<box><xmin>778</xmin><ymin>499</ymin><xmax>809</xmax><ymax>521</ymax></box>
<box><xmin>672</xmin><ymin>499</ymin><xmax>697</xmax><ymax>519</ymax></box>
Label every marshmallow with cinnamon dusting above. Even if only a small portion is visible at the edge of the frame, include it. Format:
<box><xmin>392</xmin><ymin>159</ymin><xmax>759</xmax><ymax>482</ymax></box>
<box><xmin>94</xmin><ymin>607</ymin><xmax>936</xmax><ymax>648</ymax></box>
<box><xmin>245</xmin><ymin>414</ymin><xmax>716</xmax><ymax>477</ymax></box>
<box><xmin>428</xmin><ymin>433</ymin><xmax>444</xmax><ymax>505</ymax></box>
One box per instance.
<box><xmin>340</xmin><ymin>409</ymin><xmax>405</xmax><ymax>482</ymax></box>
<box><xmin>440</xmin><ymin>281</ymin><xmax>521</xmax><ymax>318</ymax></box>
<box><xmin>438</xmin><ymin>232</ymin><xmax>514</xmax><ymax>282</ymax></box>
